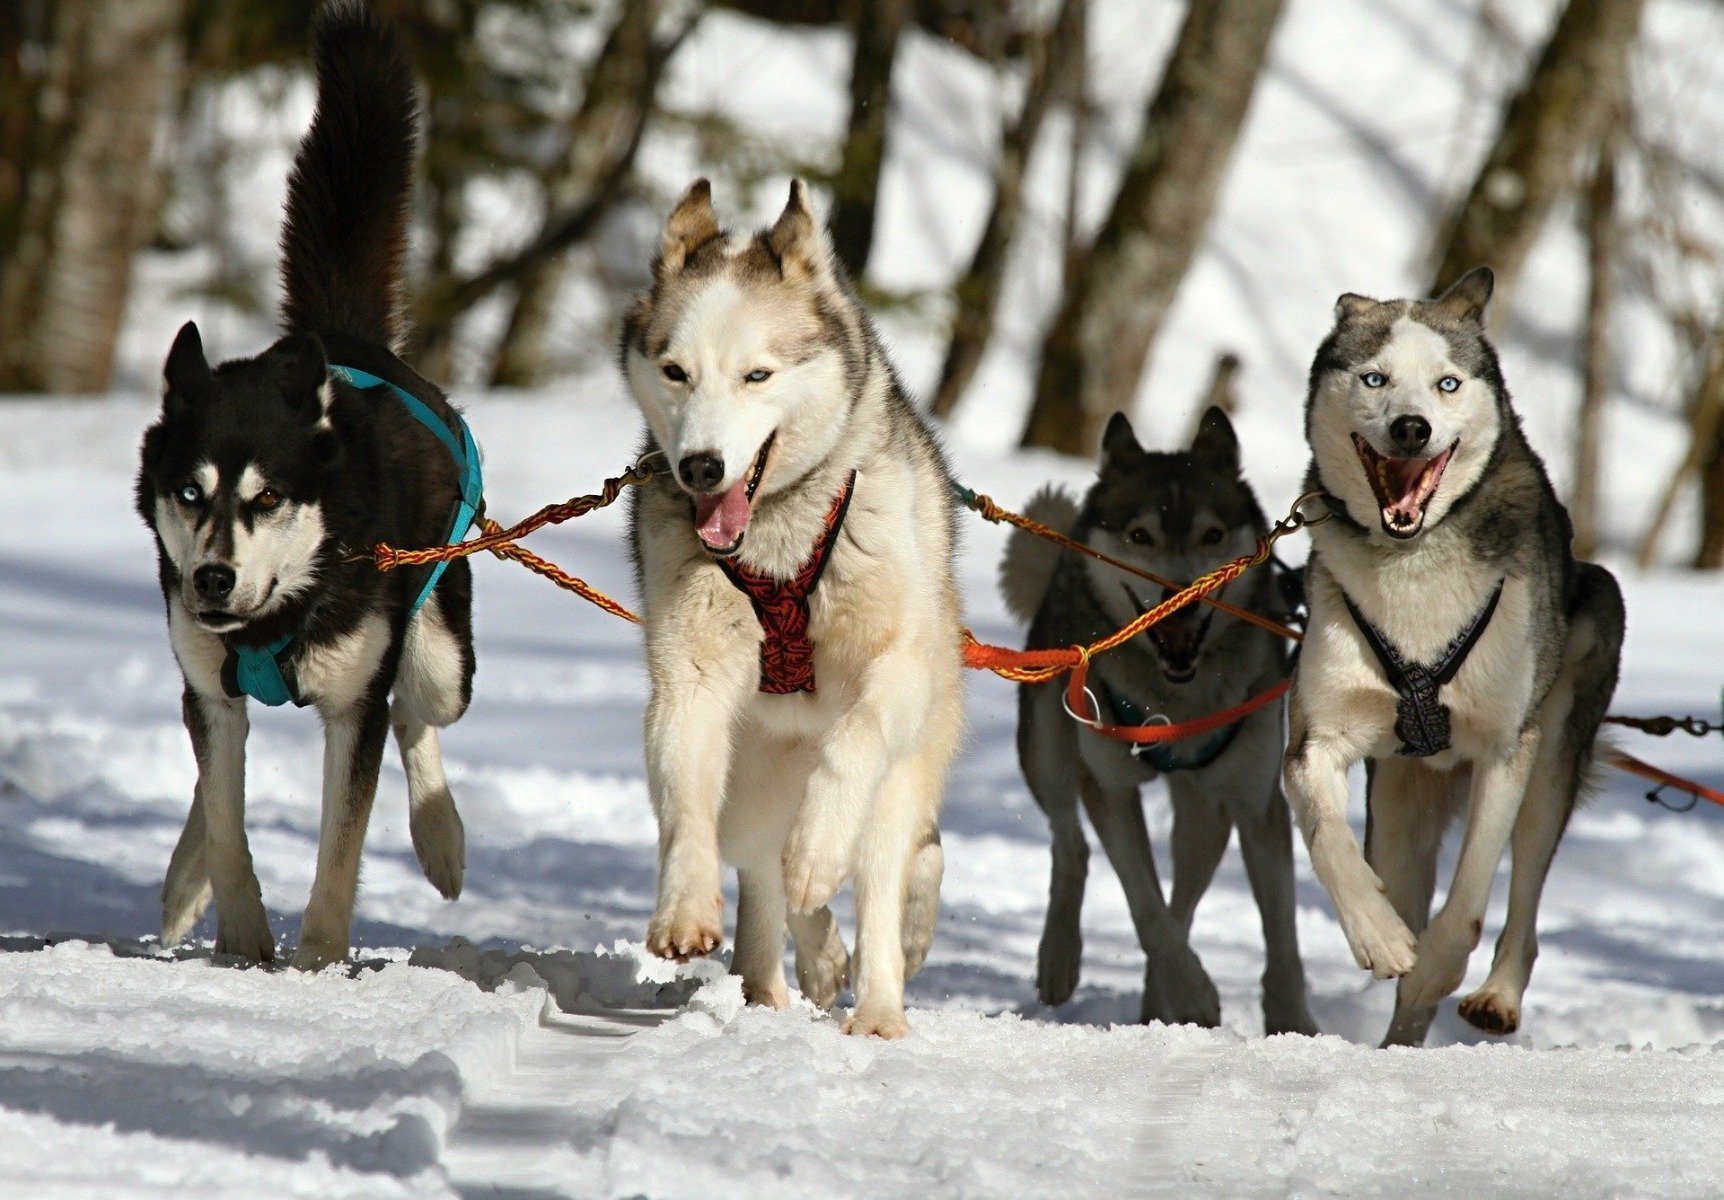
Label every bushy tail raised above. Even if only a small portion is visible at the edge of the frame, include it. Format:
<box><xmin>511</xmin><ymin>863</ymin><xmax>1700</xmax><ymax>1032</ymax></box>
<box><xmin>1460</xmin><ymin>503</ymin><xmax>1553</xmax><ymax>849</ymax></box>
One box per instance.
<box><xmin>998</xmin><ymin>485</ymin><xmax>1081</xmax><ymax>624</ymax></box>
<box><xmin>279</xmin><ymin>1</ymin><xmax>417</xmax><ymax>350</ymax></box>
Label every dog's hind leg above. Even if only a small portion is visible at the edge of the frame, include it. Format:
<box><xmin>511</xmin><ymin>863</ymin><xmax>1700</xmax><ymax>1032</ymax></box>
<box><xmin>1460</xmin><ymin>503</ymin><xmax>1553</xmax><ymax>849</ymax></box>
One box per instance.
<box><xmin>900</xmin><ymin>825</ymin><xmax>943</xmax><ymax>981</ymax></box>
<box><xmin>161</xmin><ymin>791</ymin><xmax>213</xmax><ymax>948</ymax></box>
<box><xmin>1233</xmin><ymin>785</ymin><xmax>1319</xmax><ymax>1037</ymax></box>
<box><xmin>788</xmin><ymin>906</ymin><xmax>849</xmax><ymax>1011</ymax></box>
<box><xmin>1368</xmin><ymin>759</ymin><xmax>1458</xmax><ymax>1046</ymax></box>
<box><xmin>734</xmin><ymin>868</ymin><xmax>790</xmax><ymax>1008</ymax></box>
<box><xmin>182</xmin><ymin>686</ymin><xmax>275</xmax><ymax>962</ymax></box>
<box><xmin>1018</xmin><ymin>682</ymin><xmax>1088</xmax><ymax>1006</ymax></box>
<box><xmin>1168</xmin><ymin>779</ymin><xmax>1232</xmax><ymax>936</ymax></box>
<box><xmin>391</xmin><ymin>710</ymin><xmax>464</xmax><ymax>900</ymax></box>
<box><xmin>1079</xmin><ymin>768</ymin><xmax>1219</xmax><ymax>1027</ymax></box>
<box><xmin>392</xmin><ymin>593</ymin><xmax>471</xmax><ymax>900</ymax></box>
<box><xmin>294</xmin><ymin>691</ymin><xmax>391</xmax><ymax>971</ymax></box>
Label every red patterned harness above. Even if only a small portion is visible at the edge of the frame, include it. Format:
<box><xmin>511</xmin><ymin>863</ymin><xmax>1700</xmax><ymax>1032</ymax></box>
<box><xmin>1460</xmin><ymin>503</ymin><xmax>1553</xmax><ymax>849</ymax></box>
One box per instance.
<box><xmin>717</xmin><ymin>472</ymin><xmax>857</xmax><ymax>695</ymax></box>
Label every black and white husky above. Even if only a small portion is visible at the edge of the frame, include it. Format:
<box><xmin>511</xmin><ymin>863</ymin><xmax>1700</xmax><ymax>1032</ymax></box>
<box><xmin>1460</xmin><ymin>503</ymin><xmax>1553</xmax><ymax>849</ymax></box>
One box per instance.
<box><xmin>136</xmin><ymin>2</ymin><xmax>478</xmax><ymax>969</ymax></box>
<box><xmin>1002</xmin><ymin>410</ymin><xmax>1317</xmax><ymax>1034</ymax></box>
<box><xmin>1284</xmin><ymin>267</ymin><xmax>1624</xmax><ymax>1046</ymax></box>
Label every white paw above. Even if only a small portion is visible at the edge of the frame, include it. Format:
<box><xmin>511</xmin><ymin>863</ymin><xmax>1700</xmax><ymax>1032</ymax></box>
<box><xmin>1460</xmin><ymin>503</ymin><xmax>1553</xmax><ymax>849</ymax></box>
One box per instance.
<box><xmin>410</xmin><ymin>791</ymin><xmax>466</xmax><ymax>900</ymax></box>
<box><xmin>741</xmin><ymin>977</ymin><xmax>791</xmax><ymax>1009</ymax></box>
<box><xmin>647</xmin><ymin>893</ymin><xmax>723</xmax><ymax>961</ymax></box>
<box><xmin>794</xmin><ymin>931</ymin><xmax>850</xmax><ymax>1011</ymax></box>
<box><xmin>781</xmin><ymin>834</ymin><xmax>851</xmax><ymax>915</ymax></box>
<box><xmin>843</xmin><ymin>1005</ymin><xmax>910</xmax><ymax>1039</ymax></box>
<box><xmin>1336</xmin><ymin>889</ymin><xmax>1418</xmax><ymax>979</ymax></box>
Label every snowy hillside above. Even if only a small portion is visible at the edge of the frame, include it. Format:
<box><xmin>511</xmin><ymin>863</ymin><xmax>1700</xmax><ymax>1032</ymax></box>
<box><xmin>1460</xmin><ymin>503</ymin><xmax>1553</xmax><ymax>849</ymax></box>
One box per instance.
<box><xmin>3</xmin><ymin>0</ymin><xmax>1724</xmax><ymax>1195</ymax></box>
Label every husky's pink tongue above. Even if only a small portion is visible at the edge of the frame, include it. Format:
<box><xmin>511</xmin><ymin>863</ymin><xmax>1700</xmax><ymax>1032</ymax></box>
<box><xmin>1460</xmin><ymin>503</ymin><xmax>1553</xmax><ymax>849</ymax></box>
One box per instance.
<box><xmin>694</xmin><ymin>478</ymin><xmax>753</xmax><ymax>549</ymax></box>
<box><xmin>1381</xmin><ymin>457</ymin><xmax>1429</xmax><ymax>524</ymax></box>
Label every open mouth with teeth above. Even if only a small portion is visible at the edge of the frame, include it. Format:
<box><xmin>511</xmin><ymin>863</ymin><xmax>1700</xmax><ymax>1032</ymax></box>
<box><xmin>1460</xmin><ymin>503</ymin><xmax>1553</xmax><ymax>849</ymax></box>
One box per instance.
<box><xmin>692</xmin><ymin>432</ymin><xmax>776</xmax><ymax>557</ymax></box>
<box><xmin>1125</xmin><ymin>584</ymin><xmax>1215</xmax><ymax>684</ymax></box>
<box><xmin>1352</xmin><ymin>433</ymin><xmax>1456</xmax><ymax>539</ymax></box>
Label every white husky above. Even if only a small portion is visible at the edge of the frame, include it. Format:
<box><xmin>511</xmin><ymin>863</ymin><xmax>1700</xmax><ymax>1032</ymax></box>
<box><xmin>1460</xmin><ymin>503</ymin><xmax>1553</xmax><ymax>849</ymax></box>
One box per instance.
<box><xmin>620</xmin><ymin>180</ymin><xmax>963</xmax><ymax>1037</ymax></box>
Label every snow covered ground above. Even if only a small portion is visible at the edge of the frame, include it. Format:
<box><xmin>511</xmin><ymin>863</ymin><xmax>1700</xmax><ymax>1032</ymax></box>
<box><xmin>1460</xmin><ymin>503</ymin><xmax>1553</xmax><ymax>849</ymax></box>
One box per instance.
<box><xmin>4</xmin><ymin>0</ymin><xmax>1724</xmax><ymax>1194</ymax></box>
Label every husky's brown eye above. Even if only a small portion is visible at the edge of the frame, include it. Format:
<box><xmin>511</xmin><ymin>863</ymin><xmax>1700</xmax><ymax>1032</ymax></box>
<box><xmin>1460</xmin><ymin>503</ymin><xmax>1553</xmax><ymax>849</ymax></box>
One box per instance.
<box><xmin>662</xmin><ymin>363</ymin><xmax>688</xmax><ymax>383</ymax></box>
<box><xmin>253</xmin><ymin>489</ymin><xmax>282</xmax><ymax>511</ymax></box>
<box><xmin>1202</xmin><ymin>527</ymin><xmax>1224</xmax><ymax>546</ymax></box>
<box><xmin>1128</xmin><ymin>528</ymin><xmax>1154</xmax><ymax>546</ymax></box>
<box><xmin>744</xmin><ymin>368</ymin><xmax>772</xmax><ymax>384</ymax></box>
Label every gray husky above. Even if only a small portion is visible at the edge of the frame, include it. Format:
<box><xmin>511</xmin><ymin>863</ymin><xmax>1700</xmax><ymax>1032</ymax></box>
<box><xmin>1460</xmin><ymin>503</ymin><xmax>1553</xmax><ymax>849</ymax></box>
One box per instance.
<box><xmin>1284</xmin><ymin>266</ymin><xmax>1624</xmax><ymax>1046</ymax></box>
<box><xmin>1002</xmin><ymin>409</ymin><xmax>1317</xmax><ymax>1034</ymax></box>
<box><xmin>621</xmin><ymin>180</ymin><xmax>962</xmax><ymax>1037</ymax></box>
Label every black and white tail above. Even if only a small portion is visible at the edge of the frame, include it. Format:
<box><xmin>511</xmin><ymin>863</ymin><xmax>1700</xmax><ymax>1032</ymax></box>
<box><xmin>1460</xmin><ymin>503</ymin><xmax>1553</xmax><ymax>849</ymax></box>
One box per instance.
<box><xmin>279</xmin><ymin>0</ymin><xmax>417</xmax><ymax>351</ymax></box>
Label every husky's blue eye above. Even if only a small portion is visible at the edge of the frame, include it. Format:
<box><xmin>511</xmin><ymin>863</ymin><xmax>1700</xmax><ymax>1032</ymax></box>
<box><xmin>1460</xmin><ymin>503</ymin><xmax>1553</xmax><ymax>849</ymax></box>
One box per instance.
<box><xmin>177</xmin><ymin>483</ymin><xmax>204</xmax><ymax>505</ymax></box>
<box><xmin>662</xmin><ymin>363</ymin><xmax>688</xmax><ymax>383</ymax></box>
<box><xmin>744</xmin><ymin>368</ymin><xmax>772</xmax><ymax>384</ymax></box>
<box><xmin>1437</xmin><ymin>375</ymin><xmax>1461</xmax><ymax>393</ymax></box>
<box><xmin>1361</xmin><ymin>371</ymin><xmax>1387</xmax><ymax>388</ymax></box>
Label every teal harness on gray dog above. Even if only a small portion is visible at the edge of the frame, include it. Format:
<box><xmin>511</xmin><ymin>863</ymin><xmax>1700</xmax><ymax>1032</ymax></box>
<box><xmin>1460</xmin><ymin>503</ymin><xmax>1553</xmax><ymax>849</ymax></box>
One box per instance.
<box><xmin>221</xmin><ymin>361</ymin><xmax>482</xmax><ymax>708</ymax></box>
<box><xmin>1096</xmin><ymin>679</ymin><xmax>1243</xmax><ymax>773</ymax></box>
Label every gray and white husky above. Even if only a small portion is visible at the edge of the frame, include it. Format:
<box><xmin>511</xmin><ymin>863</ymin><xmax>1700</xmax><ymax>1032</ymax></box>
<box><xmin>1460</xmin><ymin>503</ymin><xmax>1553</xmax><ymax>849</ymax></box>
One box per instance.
<box><xmin>620</xmin><ymin>180</ymin><xmax>963</xmax><ymax>1037</ymax></box>
<box><xmin>1002</xmin><ymin>409</ymin><xmax>1317</xmax><ymax>1034</ymax></box>
<box><xmin>1284</xmin><ymin>266</ymin><xmax>1624</xmax><ymax>1046</ymax></box>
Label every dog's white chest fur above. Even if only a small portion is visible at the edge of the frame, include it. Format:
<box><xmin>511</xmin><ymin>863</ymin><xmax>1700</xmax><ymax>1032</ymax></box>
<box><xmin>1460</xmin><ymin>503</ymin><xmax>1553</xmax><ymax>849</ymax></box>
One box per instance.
<box><xmin>1304</xmin><ymin>529</ymin><xmax>1537</xmax><ymax>763</ymax></box>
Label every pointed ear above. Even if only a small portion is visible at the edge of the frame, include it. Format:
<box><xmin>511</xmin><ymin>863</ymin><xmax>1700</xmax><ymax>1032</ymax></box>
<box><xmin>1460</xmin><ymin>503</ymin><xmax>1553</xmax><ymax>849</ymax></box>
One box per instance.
<box><xmin>270</xmin><ymin>333</ymin><xmax>329</xmax><ymax>421</ymax></box>
<box><xmin>1334</xmin><ymin>293</ymin><xmax>1379</xmax><ymax>323</ymax></box>
<box><xmin>768</xmin><ymin>179</ymin><xmax>828</xmax><ymax>280</ymax></box>
<box><xmin>1189</xmin><ymin>406</ymin><xmax>1239</xmax><ymax>473</ymax></box>
<box><xmin>657</xmin><ymin>178</ymin><xmax>719</xmax><ymax>277</ymax></box>
<box><xmin>1431</xmin><ymin>265</ymin><xmax>1494</xmax><ymax>324</ymax></box>
<box><xmin>163</xmin><ymin>321</ymin><xmax>212</xmax><ymax>413</ymax></box>
<box><xmin>1100</xmin><ymin>411</ymin><xmax>1142</xmax><ymax>465</ymax></box>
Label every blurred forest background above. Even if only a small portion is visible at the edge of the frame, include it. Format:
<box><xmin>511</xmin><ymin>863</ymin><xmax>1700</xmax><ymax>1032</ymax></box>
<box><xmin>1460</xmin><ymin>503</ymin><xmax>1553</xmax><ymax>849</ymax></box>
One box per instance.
<box><xmin>2</xmin><ymin>0</ymin><xmax>1722</xmax><ymax>565</ymax></box>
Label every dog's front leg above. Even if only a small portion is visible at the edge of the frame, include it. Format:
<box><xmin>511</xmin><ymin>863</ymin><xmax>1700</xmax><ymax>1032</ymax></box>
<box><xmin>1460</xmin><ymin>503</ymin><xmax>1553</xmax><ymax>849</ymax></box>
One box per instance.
<box><xmin>1284</xmin><ymin>721</ymin><xmax>1417</xmax><ymax>979</ymax></box>
<box><xmin>781</xmin><ymin>650</ymin><xmax>922</xmax><ymax>914</ymax></box>
<box><xmin>292</xmin><ymin>693</ymin><xmax>391</xmax><ymax>970</ymax></box>
<box><xmin>182</xmin><ymin>686</ymin><xmax>274</xmax><ymax>961</ymax></box>
<box><xmin>1399</xmin><ymin>727</ymin><xmax>1540</xmax><ymax>1011</ymax></box>
<box><xmin>645</xmin><ymin>664</ymin><xmax>747</xmax><ymax>961</ymax></box>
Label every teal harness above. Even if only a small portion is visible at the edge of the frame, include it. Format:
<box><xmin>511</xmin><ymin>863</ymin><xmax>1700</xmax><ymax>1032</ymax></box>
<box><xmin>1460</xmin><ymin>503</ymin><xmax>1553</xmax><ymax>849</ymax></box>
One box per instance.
<box><xmin>1096</xmin><ymin>679</ymin><xmax>1243</xmax><ymax>773</ymax></box>
<box><xmin>222</xmin><ymin>362</ymin><xmax>482</xmax><ymax>707</ymax></box>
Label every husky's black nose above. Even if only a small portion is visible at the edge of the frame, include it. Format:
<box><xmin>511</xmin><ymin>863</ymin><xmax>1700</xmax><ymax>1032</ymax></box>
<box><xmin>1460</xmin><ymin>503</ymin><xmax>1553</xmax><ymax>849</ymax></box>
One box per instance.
<box><xmin>193</xmin><ymin>564</ymin><xmax>236</xmax><ymax>603</ymax></box>
<box><xmin>1389</xmin><ymin>415</ymin><xmax>1432</xmax><ymax>455</ymax></box>
<box><xmin>678</xmin><ymin>452</ymin><xmax>725</xmax><ymax>492</ymax></box>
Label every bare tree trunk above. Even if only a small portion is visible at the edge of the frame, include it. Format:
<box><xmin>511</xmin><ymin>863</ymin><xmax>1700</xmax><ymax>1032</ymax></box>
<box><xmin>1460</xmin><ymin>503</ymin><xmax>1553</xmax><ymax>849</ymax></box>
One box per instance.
<box><xmin>1693</xmin><ymin>335</ymin><xmax>1724</xmax><ymax>569</ymax></box>
<box><xmin>0</xmin><ymin>0</ymin><xmax>186</xmax><ymax>393</ymax></box>
<box><xmin>1635</xmin><ymin>328</ymin><xmax>1724</xmax><ymax>570</ymax></box>
<box><xmin>1427</xmin><ymin>0</ymin><xmax>1645</xmax><ymax>311</ymax></box>
<box><xmin>489</xmin><ymin>0</ymin><xmax>663</xmax><ymax>387</ymax></box>
<box><xmin>829</xmin><ymin>0</ymin><xmax>912</xmax><ymax>279</ymax></box>
<box><xmin>1020</xmin><ymin>0</ymin><xmax>1285</xmax><ymax>454</ymax></box>
<box><xmin>1570</xmin><ymin>120</ymin><xmax>1617</xmax><ymax>560</ymax></box>
<box><xmin>929</xmin><ymin>0</ymin><xmax>1080</xmax><ymax>419</ymax></box>
<box><xmin>1060</xmin><ymin>0</ymin><xmax>1090</xmax><ymax>299</ymax></box>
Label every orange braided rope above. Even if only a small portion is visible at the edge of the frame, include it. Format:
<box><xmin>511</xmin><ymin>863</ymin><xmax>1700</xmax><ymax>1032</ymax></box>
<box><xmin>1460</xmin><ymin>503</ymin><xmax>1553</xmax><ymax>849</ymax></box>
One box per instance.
<box><xmin>956</xmin><ymin>484</ymin><xmax>1304</xmax><ymax>642</ymax></box>
<box><xmin>368</xmin><ymin>458</ymin><xmax>1724</xmax><ymax>807</ymax></box>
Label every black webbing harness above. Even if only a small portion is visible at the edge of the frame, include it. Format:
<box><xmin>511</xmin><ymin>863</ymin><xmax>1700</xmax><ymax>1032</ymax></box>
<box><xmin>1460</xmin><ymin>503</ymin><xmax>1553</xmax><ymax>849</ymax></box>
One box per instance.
<box><xmin>1342</xmin><ymin>581</ymin><xmax>1504</xmax><ymax>757</ymax></box>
